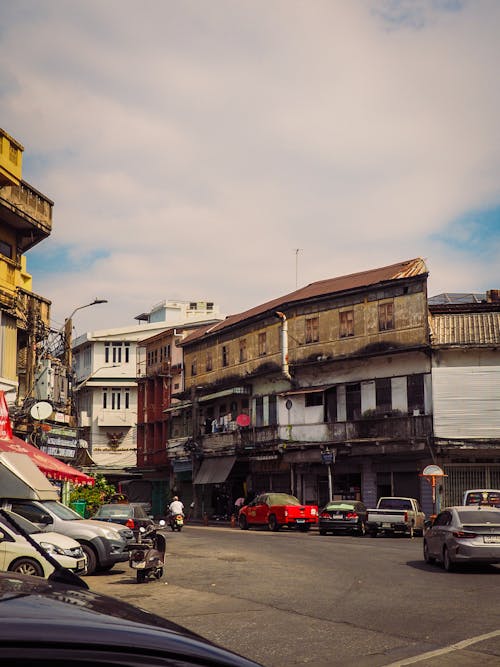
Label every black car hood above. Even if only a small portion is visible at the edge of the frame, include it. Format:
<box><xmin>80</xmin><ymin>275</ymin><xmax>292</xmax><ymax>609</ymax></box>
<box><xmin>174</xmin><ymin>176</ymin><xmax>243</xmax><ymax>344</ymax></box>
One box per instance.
<box><xmin>0</xmin><ymin>573</ymin><xmax>261</xmax><ymax>666</ymax></box>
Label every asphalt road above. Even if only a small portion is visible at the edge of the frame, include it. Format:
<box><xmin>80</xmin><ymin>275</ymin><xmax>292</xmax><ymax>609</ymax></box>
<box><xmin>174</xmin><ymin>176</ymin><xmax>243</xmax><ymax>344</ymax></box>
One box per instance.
<box><xmin>88</xmin><ymin>525</ymin><xmax>500</xmax><ymax>667</ymax></box>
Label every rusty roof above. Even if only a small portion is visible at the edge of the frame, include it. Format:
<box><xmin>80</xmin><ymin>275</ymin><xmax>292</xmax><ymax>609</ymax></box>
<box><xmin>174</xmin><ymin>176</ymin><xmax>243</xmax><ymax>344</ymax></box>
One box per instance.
<box><xmin>181</xmin><ymin>258</ymin><xmax>427</xmax><ymax>346</ymax></box>
<box><xmin>430</xmin><ymin>312</ymin><xmax>500</xmax><ymax>346</ymax></box>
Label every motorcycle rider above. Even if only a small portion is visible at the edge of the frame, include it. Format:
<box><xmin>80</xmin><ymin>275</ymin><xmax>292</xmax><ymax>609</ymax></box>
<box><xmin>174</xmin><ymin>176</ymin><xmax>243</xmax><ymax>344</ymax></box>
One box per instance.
<box><xmin>168</xmin><ymin>496</ymin><xmax>184</xmax><ymax>518</ymax></box>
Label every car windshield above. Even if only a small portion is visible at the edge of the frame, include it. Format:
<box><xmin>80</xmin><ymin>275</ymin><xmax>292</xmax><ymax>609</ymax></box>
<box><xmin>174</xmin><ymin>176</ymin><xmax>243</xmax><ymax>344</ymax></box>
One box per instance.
<box><xmin>44</xmin><ymin>500</ymin><xmax>83</xmax><ymax>520</ymax></box>
<box><xmin>457</xmin><ymin>510</ymin><xmax>500</xmax><ymax>525</ymax></box>
<box><xmin>0</xmin><ymin>511</ymin><xmax>39</xmax><ymax>535</ymax></box>
<box><xmin>96</xmin><ymin>506</ymin><xmax>132</xmax><ymax>518</ymax></box>
<box><xmin>266</xmin><ymin>494</ymin><xmax>302</xmax><ymax>506</ymax></box>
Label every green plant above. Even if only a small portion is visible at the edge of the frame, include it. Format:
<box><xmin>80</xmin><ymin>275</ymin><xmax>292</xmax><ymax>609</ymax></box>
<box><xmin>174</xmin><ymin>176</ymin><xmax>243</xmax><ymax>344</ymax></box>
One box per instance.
<box><xmin>69</xmin><ymin>474</ymin><xmax>116</xmax><ymax>516</ymax></box>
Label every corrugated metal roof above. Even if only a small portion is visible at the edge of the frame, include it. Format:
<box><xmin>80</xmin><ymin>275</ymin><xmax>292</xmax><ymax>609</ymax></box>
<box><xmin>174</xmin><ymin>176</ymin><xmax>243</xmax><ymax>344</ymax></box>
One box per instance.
<box><xmin>430</xmin><ymin>312</ymin><xmax>500</xmax><ymax>346</ymax></box>
<box><xmin>182</xmin><ymin>258</ymin><xmax>427</xmax><ymax>346</ymax></box>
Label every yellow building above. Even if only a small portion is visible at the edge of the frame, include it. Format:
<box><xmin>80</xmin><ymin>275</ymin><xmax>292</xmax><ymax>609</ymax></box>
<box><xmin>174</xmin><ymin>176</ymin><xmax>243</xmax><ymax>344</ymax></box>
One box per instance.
<box><xmin>0</xmin><ymin>128</ymin><xmax>52</xmax><ymax>403</ymax></box>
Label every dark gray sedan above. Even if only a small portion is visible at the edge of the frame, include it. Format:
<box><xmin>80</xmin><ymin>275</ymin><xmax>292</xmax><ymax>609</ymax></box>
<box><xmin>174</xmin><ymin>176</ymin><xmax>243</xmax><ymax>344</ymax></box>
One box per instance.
<box><xmin>423</xmin><ymin>506</ymin><xmax>500</xmax><ymax>571</ymax></box>
<box><xmin>92</xmin><ymin>503</ymin><xmax>154</xmax><ymax>538</ymax></box>
<box><xmin>318</xmin><ymin>500</ymin><xmax>368</xmax><ymax>536</ymax></box>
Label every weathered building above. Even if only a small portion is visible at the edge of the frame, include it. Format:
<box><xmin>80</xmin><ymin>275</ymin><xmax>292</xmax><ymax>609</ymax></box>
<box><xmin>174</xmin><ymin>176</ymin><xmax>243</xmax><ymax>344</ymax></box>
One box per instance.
<box><xmin>0</xmin><ymin>128</ymin><xmax>52</xmax><ymax>410</ymax></box>
<box><xmin>135</xmin><ymin>317</ymin><xmax>222</xmax><ymax>515</ymax></box>
<box><xmin>429</xmin><ymin>291</ymin><xmax>500</xmax><ymax>506</ymax></box>
<box><xmin>170</xmin><ymin>258</ymin><xmax>435</xmax><ymax>517</ymax></box>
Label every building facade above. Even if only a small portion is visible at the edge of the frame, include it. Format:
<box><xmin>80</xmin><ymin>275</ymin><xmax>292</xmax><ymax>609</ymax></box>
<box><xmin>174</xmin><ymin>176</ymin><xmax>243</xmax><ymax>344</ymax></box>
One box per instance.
<box><xmin>169</xmin><ymin>258</ymin><xmax>436</xmax><ymax>517</ymax></box>
<box><xmin>429</xmin><ymin>291</ymin><xmax>500</xmax><ymax>507</ymax></box>
<box><xmin>0</xmin><ymin>128</ymin><xmax>52</xmax><ymax>416</ymax></box>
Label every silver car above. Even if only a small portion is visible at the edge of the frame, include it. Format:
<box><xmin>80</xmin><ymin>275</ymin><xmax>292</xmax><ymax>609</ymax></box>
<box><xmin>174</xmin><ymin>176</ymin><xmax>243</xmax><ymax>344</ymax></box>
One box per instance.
<box><xmin>423</xmin><ymin>506</ymin><xmax>500</xmax><ymax>571</ymax></box>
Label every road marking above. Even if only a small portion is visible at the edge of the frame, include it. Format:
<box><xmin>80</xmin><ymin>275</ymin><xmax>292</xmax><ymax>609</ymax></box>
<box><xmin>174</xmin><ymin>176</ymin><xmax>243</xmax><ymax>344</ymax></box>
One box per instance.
<box><xmin>383</xmin><ymin>629</ymin><xmax>500</xmax><ymax>666</ymax></box>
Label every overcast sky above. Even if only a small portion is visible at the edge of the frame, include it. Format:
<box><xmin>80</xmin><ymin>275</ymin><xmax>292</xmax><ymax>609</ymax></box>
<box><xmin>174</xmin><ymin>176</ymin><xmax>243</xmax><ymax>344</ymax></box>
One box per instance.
<box><xmin>1</xmin><ymin>0</ymin><xmax>499</xmax><ymax>336</ymax></box>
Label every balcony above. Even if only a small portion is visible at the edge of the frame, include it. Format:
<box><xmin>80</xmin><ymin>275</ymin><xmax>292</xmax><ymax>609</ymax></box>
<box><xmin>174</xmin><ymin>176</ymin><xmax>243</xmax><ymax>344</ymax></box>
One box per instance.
<box><xmin>276</xmin><ymin>415</ymin><xmax>433</xmax><ymax>446</ymax></box>
<box><xmin>328</xmin><ymin>414</ymin><xmax>433</xmax><ymax>443</ymax></box>
<box><xmin>97</xmin><ymin>410</ymin><xmax>136</xmax><ymax>427</ymax></box>
<box><xmin>0</xmin><ymin>180</ymin><xmax>53</xmax><ymax>251</ymax></box>
<box><xmin>200</xmin><ymin>425</ymin><xmax>279</xmax><ymax>454</ymax></box>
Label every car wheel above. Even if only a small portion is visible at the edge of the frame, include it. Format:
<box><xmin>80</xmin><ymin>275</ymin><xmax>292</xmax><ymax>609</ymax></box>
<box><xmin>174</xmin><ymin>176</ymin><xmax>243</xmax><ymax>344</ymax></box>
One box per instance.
<box><xmin>357</xmin><ymin>521</ymin><xmax>366</xmax><ymax>537</ymax></box>
<box><xmin>155</xmin><ymin>568</ymin><xmax>163</xmax><ymax>579</ymax></box>
<box><xmin>319</xmin><ymin>529</ymin><xmax>327</xmax><ymax>536</ymax></box>
<box><xmin>268</xmin><ymin>514</ymin><xmax>280</xmax><ymax>531</ymax></box>
<box><xmin>10</xmin><ymin>558</ymin><xmax>44</xmax><ymax>577</ymax></box>
<box><xmin>443</xmin><ymin>547</ymin><xmax>455</xmax><ymax>572</ymax></box>
<box><xmin>239</xmin><ymin>514</ymin><xmax>249</xmax><ymax>530</ymax></box>
<box><xmin>81</xmin><ymin>544</ymin><xmax>97</xmax><ymax>575</ymax></box>
<box><xmin>369</xmin><ymin>531</ymin><xmax>377</xmax><ymax>538</ymax></box>
<box><xmin>423</xmin><ymin>540</ymin><xmax>436</xmax><ymax>565</ymax></box>
<box><xmin>137</xmin><ymin>570</ymin><xmax>146</xmax><ymax>583</ymax></box>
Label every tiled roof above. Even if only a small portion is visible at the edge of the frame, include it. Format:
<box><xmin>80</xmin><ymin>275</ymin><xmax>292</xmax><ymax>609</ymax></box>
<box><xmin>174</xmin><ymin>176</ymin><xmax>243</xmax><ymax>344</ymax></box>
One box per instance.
<box><xmin>181</xmin><ymin>258</ymin><xmax>427</xmax><ymax>346</ymax></box>
<box><xmin>430</xmin><ymin>312</ymin><xmax>500</xmax><ymax>346</ymax></box>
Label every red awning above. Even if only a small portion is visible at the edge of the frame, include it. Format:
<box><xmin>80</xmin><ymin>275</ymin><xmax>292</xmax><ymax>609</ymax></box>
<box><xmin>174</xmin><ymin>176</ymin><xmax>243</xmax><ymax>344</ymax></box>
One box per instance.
<box><xmin>0</xmin><ymin>436</ymin><xmax>94</xmax><ymax>486</ymax></box>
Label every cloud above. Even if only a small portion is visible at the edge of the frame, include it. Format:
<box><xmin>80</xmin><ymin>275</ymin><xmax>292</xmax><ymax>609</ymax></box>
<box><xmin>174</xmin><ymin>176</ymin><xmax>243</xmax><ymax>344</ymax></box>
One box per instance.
<box><xmin>1</xmin><ymin>0</ymin><xmax>499</xmax><ymax>335</ymax></box>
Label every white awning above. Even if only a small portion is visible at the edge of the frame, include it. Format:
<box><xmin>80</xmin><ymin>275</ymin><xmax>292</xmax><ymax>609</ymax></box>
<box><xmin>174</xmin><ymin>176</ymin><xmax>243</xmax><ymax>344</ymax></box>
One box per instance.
<box><xmin>193</xmin><ymin>456</ymin><xmax>236</xmax><ymax>485</ymax></box>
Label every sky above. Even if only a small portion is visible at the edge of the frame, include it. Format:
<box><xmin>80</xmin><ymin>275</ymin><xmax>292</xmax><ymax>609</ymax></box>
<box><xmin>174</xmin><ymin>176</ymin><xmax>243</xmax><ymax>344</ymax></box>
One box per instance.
<box><xmin>1</xmin><ymin>0</ymin><xmax>499</xmax><ymax>337</ymax></box>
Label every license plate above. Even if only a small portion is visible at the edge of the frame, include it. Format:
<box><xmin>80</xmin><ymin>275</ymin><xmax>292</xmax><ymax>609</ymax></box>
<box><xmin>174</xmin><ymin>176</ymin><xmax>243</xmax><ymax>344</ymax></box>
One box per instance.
<box><xmin>483</xmin><ymin>535</ymin><xmax>500</xmax><ymax>543</ymax></box>
<box><xmin>296</xmin><ymin>518</ymin><xmax>305</xmax><ymax>524</ymax></box>
<box><xmin>382</xmin><ymin>523</ymin><xmax>392</xmax><ymax>528</ymax></box>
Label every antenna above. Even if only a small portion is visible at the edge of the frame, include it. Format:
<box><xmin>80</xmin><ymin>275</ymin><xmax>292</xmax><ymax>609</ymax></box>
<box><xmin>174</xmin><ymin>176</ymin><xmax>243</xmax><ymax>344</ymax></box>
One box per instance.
<box><xmin>294</xmin><ymin>248</ymin><xmax>302</xmax><ymax>288</ymax></box>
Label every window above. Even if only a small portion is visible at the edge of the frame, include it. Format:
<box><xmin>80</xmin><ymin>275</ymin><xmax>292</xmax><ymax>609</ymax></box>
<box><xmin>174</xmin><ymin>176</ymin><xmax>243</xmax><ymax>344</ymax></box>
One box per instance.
<box><xmin>222</xmin><ymin>345</ymin><xmax>229</xmax><ymax>367</ymax></box>
<box><xmin>346</xmin><ymin>383</ymin><xmax>361</xmax><ymax>421</ymax></box>
<box><xmin>305</xmin><ymin>392</ymin><xmax>323</xmax><ymax>407</ymax></box>
<box><xmin>378</xmin><ymin>301</ymin><xmax>394</xmax><ymax>331</ymax></box>
<box><xmin>124</xmin><ymin>343</ymin><xmax>130</xmax><ymax>363</ymax></box>
<box><xmin>112</xmin><ymin>343</ymin><xmax>122</xmax><ymax>364</ymax></box>
<box><xmin>407</xmin><ymin>374</ymin><xmax>425</xmax><ymax>415</ymax></box>
<box><xmin>105</xmin><ymin>344</ymin><xmax>110</xmax><ymax>363</ymax></box>
<box><xmin>125</xmin><ymin>390</ymin><xmax>130</xmax><ymax>410</ymax></box>
<box><xmin>206</xmin><ymin>352</ymin><xmax>213</xmax><ymax>372</ymax></box>
<box><xmin>0</xmin><ymin>241</ymin><xmax>12</xmax><ymax>259</ymax></box>
<box><xmin>9</xmin><ymin>144</ymin><xmax>18</xmax><ymax>165</ymax></box>
<box><xmin>239</xmin><ymin>338</ymin><xmax>247</xmax><ymax>363</ymax></box>
<box><xmin>191</xmin><ymin>358</ymin><xmax>197</xmax><ymax>376</ymax></box>
<box><xmin>376</xmin><ymin>378</ymin><xmax>392</xmax><ymax>414</ymax></box>
<box><xmin>111</xmin><ymin>390</ymin><xmax>121</xmax><ymax>410</ymax></box>
<box><xmin>258</xmin><ymin>332</ymin><xmax>267</xmax><ymax>356</ymax></box>
<box><xmin>339</xmin><ymin>310</ymin><xmax>354</xmax><ymax>338</ymax></box>
<box><xmin>102</xmin><ymin>389</ymin><xmax>107</xmax><ymax>409</ymax></box>
<box><xmin>255</xmin><ymin>396</ymin><xmax>264</xmax><ymax>427</ymax></box>
<box><xmin>83</xmin><ymin>346</ymin><xmax>91</xmax><ymax>366</ymax></box>
<box><xmin>305</xmin><ymin>316</ymin><xmax>319</xmax><ymax>344</ymax></box>
<box><xmin>189</xmin><ymin>302</ymin><xmax>197</xmax><ymax>310</ymax></box>
<box><xmin>269</xmin><ymin>395</ymin><xmax>277</xmax><ymax>425</ymax></box>
<box><xmin>207</xmin><ymin>302</ymin><xmax>214</xmax><ymax>310</ymax></box>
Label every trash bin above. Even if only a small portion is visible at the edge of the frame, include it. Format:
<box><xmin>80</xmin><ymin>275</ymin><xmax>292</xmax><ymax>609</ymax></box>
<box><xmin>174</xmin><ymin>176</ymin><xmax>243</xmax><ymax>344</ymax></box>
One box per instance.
<box><xmin>71</xmin><ymin>500</ymin><xmax>87</xmax><ymax>517</ymax></box>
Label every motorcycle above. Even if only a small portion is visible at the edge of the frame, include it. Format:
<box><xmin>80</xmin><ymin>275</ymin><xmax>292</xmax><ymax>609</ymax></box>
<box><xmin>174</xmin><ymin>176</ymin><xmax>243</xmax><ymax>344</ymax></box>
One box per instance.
<box><xmin>169</xmin><ymin>513</ymin><xmax>184</xmax><ymax>532</ymax></box>
<box><xmin>127</xmin><ymin>519</ymin><xmax>166</xmax><ymax>583</ymax></box>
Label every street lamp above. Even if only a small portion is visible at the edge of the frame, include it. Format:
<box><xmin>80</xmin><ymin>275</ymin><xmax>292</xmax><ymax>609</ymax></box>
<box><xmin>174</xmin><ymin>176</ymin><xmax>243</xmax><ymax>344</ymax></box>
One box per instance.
<box><xmin>62</xmin><ymin>299</ymin><xmax>108</xmax><ymax>370</ymax></box>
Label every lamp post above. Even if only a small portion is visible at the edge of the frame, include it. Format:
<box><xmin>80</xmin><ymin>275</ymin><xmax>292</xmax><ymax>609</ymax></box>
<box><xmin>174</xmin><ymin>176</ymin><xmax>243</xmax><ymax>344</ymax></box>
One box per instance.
<box><xmin>62</xmin><ymin>299</ymin><xmax>107</xmax><ymax>371</ymax></box>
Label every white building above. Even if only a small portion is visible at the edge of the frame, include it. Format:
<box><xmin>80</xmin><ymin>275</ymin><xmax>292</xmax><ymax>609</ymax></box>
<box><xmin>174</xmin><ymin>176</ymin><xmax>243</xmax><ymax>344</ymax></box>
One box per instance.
<box><xmin>72</xmin><ymin>300</ymin><xmax>223</xmax><ymax>473</ymax></box>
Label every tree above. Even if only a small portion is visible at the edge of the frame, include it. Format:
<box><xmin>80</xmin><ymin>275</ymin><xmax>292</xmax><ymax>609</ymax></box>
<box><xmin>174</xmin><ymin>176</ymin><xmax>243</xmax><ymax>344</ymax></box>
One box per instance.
<box><xmin>69</xmin><ymin>474</ymin><xmax>116</xmax><ymax>516</ymax></box>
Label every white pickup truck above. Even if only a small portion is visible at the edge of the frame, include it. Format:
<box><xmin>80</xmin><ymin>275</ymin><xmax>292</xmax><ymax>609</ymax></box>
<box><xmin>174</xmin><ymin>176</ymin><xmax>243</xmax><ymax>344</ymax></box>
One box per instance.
<box><xmin>366</xmin><ymin>497</ymin><xmax>425</xmax><ymax>538</ymax></box>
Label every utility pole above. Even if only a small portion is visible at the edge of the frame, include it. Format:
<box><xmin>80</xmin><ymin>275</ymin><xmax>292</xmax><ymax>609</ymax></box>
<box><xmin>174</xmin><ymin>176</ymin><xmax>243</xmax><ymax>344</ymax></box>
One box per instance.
<box><xmin>294</xmin><ymin>248</ymin><xmax>302</xmax><ymax>288</ymax></box>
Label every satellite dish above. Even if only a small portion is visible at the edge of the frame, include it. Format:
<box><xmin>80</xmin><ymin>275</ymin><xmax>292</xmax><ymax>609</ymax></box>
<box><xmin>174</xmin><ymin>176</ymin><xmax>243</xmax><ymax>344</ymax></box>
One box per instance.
<box><xmin>30</xmin><ymin>401</ymin><xmax>53</xmax><ymax>421</ymax></box>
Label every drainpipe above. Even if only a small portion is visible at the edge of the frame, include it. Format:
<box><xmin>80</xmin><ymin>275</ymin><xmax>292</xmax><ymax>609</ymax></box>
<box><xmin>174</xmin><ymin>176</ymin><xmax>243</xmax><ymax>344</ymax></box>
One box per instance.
<box><xmin>274</xmin><ymin>311</ymin><xmax>292</xmax><ymax>381</ymax></box>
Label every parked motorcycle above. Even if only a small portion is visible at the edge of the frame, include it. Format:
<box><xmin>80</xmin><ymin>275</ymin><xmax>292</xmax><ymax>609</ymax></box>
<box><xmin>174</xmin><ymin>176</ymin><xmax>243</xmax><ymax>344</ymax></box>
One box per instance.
<box><xmin>169</xmin><ymin>513</ymin><xmax>184</xmax><ymax>532</ymax></box>
<box><xmin>127</xmin><ymin>520</ymin><xmax>166</xmax><ymax>583</ymax></box>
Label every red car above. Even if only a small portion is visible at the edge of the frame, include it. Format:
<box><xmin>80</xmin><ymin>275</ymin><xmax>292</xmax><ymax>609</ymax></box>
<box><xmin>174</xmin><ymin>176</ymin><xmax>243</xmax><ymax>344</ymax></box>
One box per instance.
<box><xmin>238</xmin><ymin>493</ymin><xmax>318</xmax><ymax>532</ymax></box>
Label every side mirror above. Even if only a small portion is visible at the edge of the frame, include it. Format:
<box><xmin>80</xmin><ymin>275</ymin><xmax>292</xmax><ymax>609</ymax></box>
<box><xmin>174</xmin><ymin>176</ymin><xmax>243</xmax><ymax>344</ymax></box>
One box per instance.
<box><xmin>39</xmin><ymin>514</ymin><xmax>53</xmax><ymax>525</ymax></box>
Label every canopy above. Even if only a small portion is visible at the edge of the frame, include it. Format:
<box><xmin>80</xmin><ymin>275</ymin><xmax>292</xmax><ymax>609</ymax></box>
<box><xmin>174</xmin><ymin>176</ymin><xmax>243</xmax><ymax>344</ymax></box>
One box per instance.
<box><xmin>0</xmin><ymin>436</ymin><xmax>95</xmax><ymax>486</ymax></box>
<box><xmin>193</xmin><ymin>456</ymin><xmax>236</xmax><ymax>485</ymax></box>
